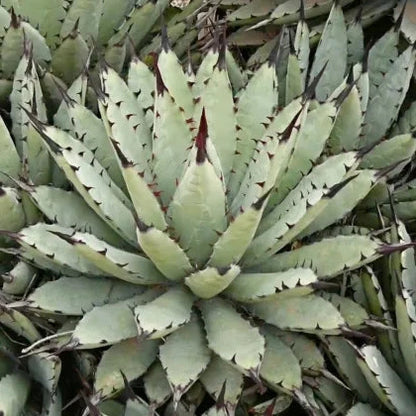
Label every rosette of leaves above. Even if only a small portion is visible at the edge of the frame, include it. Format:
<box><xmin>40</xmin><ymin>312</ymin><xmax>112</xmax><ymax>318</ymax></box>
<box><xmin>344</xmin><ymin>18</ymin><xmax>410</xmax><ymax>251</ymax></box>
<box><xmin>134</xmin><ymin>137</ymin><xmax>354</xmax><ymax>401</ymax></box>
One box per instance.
<box><xmin>0</xmin><ymin>0</ymin><xmax>201</xmax><ymax>107</ymax></box>
<box><xmin>1</xmin><ymin>3</ymin><xmax>416</xmax><ymax>415</ymax></box>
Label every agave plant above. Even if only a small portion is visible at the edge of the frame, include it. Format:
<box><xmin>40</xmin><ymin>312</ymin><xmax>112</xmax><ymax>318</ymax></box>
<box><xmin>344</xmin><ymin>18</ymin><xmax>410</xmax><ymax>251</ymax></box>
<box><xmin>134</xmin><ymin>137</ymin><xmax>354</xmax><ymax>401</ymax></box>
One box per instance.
<box><xmin>0</xmin><ymin>0</ymin><xmax>201</xmax><ymax>108</ymax></box>
<box><xmin>1</xmin><ymin>2</ymin><xmax>416</xmax><ymax>415</ymax></box>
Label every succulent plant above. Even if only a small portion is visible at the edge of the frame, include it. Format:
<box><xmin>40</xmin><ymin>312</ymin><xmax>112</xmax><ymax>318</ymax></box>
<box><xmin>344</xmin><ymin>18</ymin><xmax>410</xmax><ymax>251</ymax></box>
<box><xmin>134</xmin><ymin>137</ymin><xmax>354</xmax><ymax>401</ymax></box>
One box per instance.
<box><xmin>1</xmin><ymin>2</ymin><xmax>416</xmax><ymax>415</ymax></box>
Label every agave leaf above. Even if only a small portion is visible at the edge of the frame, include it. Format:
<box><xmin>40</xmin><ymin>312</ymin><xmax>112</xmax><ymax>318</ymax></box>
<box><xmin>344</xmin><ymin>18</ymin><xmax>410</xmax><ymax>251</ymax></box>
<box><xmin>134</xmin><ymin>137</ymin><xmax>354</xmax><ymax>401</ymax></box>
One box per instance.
<box><xmin>137</xmin><ymin>225</ymin><xmax>193</xmax><ymax>281</ymax></box>
<box><xmin>225</xmin><ymin>49</ymin><xmax>248</xmax><ymax>93</ymax></box>
<box><xmin>227</xmin><ymin>0</ymin><xmax>281</xmax><ymax>22</ymax></box>
<box><xmin>64</xmin><ymin>100</ymin><xmax>124</xmax><ymax>189</ymax></box>
<box><xmin>308</xmin><ymin>2</ymin><xmax>347</xmax><ymax>101</ymax></box>
<box><xmin>328</xmin><ymin>84</ymin><xmax>363</xmax><ymax>153</ymax></box>
<box><xmin>2</xmin><ymin>261</ymin><xmax>34</xmax><ymax>295</ymax></box>
<box><xmin>209</xmin><ymin>194</ymin><xmax>268</xmax><ymax>268</ymax></box>
<box><xmin>134</xmin><ymin>288</ymin><xmax>194</xmax><ymax>339</ymax></box>
<box><xmin>367</xmin><ymin>27</ymin><xmax>399</xmax><ymax>98</ymax></box>
<box><xmin>18</xmin><ymin>0</ymin><xmax>68</xmax><ymax>49</ymax></box>
<box><xmin>0</xmin><ymin>305</ymin><xmax>41</xmax><ymax>343</ymax></box>
<box><xmin>278</xmin><ymin>331</ymin><xmax>324</xmax><ymax>373</ymax></box>
<box><xmin>1</xmin><ymin>16</ymin><xmax>51</xmax><ymax>79</ymax></box>
<box><xmin>199</xmin><ymin>355</ymin><xmax>244</xmax><ymax>409</ymax></box>
<box><xmin>200</xmin><ymin>298</ymin><xmax>265</xmax><ymax>374</ymax></box>
<box><xmin>160</xmin><ymin>320</ymin><xmax>211</xmax><ymax>403</ymax></box>
<box><xmin>199</xmin><ymin>53</ymin><xmax>237</xmax><ymax>181</ymax></box>
<box><xmin>254</xmin><ymin>235</ymin><xmax>382</xmax><ymax>279</ymax></box>
<box><xmin>72</xmin><ymin>291</ymin><xmax>159</xmax><ymax>349</ymax></box>
<box><xmin>395</xmin><ymin>291</ymin><xmax>416</xmax><ymax>389</ymax></box>
<box><xmin>157</xmin><ymin>42</ymin><xmax>194</xmax><ymax>119</ymax></box>
<box><xmin>285</xmin><ymin>44</ymin><xmax>303</xmax><ymax>105</ymax></box>
<box><xmin>99</xmin><ymin>65</ymin><xmax>152</xmax><ymax>181</ymax></box>
<box><xmin>95</xmin><ymin>338</ymin><xmax>158</xmax><ymax>398</ymax></box>
<box><xmin>250</xmin><ymin>295</ymin><xmax>345</xmax><ymax>335</ymax></box>
<box><xmin>267</xmin><ymin>101</ymin><xmax>338</xmax><ymax>210</ymax></box>
<box><xmin>322</xmin><ymin>293</ymin><xmax>368</xmax><ymax>328</ymax></box>
<box><xmin>192</xmin><ymin>49</ymin><xmax>219</xmax><ymax>100</ymax></box>
<box><xmin>60</xmin><ymin>0</ymin><xmax>103</xmax><ymax>43</ymax></box>
<box><xmin>25</xmin><ymin>185</ymin><xmax>124</xmax><ymax>247</ymax></box>
<box><xmin>98</xmin><ymin>0</ymin><xmax>136</xmax><ymax>46</ymax></box>
<box><xmin>99</xmin><ymin>400</ymin><xmax>126</xmax><ymax>416</ymax></box>
<box><xmin>112</xmin><ymin>141</ymin><xmax>167</xmax><ymax>232</ymax></box>
<box><xmin>51</xmin><ymin>31</ymin><xmax>89</xmax><ymax>85</ymax></box>
<box><xmin>357</xmin><ymin>346</ymin><xmax>416</xmax><ymax>415</ymax></box>
<box><xmin>152</xmin><ymin>64</ymin><xmax>194</xmax><ymax>207</ymax></box>
<box><xmin>313</xmin><ymin>376</ymin><xmax>353</xmax><ymax>410</ymax></box>
<box><xmin>0</xmin><ymin>373</ymin><xmax>30</xmax><ymax>416</ymax></box>
<box><xmin>347</xmin><ymin>18</ymin><xmax>364</xmax><ymax>66</ymax></box>
<box><xmin>232</xmin><ymin>97</ymin><xmax>306</xmax><ymax>215</ymax></box>
<box><xmin>260</xmin><ymin>328</ymin><xmax>302</xmax><ymax>392</ymax></box>
<box><xmin>15</xmin><ymin>223</ymin><xmax>104</xmax><ymax>275</ymax></box>
<box><xmin>124</xmin><ymin>399</ymin><xmax>152</xmax><ymax>416</ymax></box>
<box><xmin>363</xmin><ymin>46</ymin><xmax>416</xmax><ymax>147</ymax></box>
<box><xmin>28</xmin><ymin>353</ymin><xmax>61</xmax><ymax>395</ymax></box>
<box><xmin>249</xmin><ymin>396</ymin><xmax>293</xmax><ymax>416</ymax></box>
<box><xmin>228</xmin><ymin>60</ymin><xmax>278</xmax><ymax>199</ymax></box>
<box><xmin>326</xmin><ymin>336</ymin><xmax>379</xmax><ymax>405</ymax></box>
<box><xmin>0</xmin><ymin>187</ymin><xmax>26</xmax><ymax>232</ymax></box>
<box><xmin>298</xmin><ymin>169</ymin><xmax>378</xmax><ymax>238</ymax></box>
<box><xmin>0</xmin><ymin>115</ymin><xmax>20</xmax><ymax>186</ymax></box>
<box><xmin>41</xmin><ymin>389</ymin><xmax>62</xmax><ymax>416</ymax></box>
<box><xmin>127</xmin><ymin>57</ymin><xmax>155</xmax><ymax>126</ymax></box>
<box><xmin>144</xmin><ymin>361</ymin><xmax>172</xmax><ymax>408</ymax></box>
<box><xmin>185</xmin><ymin>265</ymin><xmax>240</xmax><ymax>299</ymax></box>
<box><xmin>225</xmin><ymin>268</ymin><xmax>317</xmax><ymax>303</ymax></box>
<box><xmin>73</xmin><ymin>232</ymin><xmax>166</xmax><ymax>285</ymax></box>
<box><xmin>37</xmin><ymin>125</ymin><xmax>137</xmax><ymax>245</ymax></box>
<box><xmin>360</xmin><ymin>269</ymin><xmax>403</xmax><ymax>370</ymax></box>
<box><xmin>392</xmin><ymin>101</ymin><xmax>416</xmax><ymax>136</ymax></box>
<box><xmin>261</xmin><ymin>152</ymin><xmax>357</xmax><ymax>235</ymax></box>
<box><xmin>360</xmin><ymin>134</ymin><xmax>416</xmax><ymax>170</ymax></box>
<box><xmin>346</xmin><ymin>403</ymin><xmax>388</xmax><ymax>416</ymax></box>
<box><xmin>28</xmin><ymin>276</ymin><xmax>144</xmax><ymax>315</ymax></box>
<box><xmin>168</xmin><ymin>118</ymin><xmax>227</xmax><ymax>267</ymax></box>
<box><xmin>108</xmin><ymin>0</ymin><xmax>169</xmax><ymax>48</ymax></box>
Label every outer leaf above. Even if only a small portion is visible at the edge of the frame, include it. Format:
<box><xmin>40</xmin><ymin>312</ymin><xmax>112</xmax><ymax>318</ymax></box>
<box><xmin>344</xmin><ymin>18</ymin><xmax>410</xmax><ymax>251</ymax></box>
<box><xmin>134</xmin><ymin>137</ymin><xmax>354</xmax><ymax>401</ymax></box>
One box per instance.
<box><xmin>95</xmin><ymin>338</ymin><xmax>158</xmax><ymax>398</ymax></box>
<box><xmin>225</xmin><ymin>268</ymin><xmax>317</xmax><ymax>302</ymax></box>
<box><xmin>28</xmin><ymin>353</ymin><xmax>61</xmax><ymax>395</ymax></box>
<box><xmin>28</xmin><ymin>276</ymin><xmax>144</xmax><ymax>315</ymax></box>
<box><xmin>326</xmin><ymin>336</ymin><xmax>379</xmax><ymax>405</ymax></box>
<box><xmin>308</xmin><ymin>3</ymin><xmax>347</xmax><ymax>101</ymax></box>
<box><xmin>250</xmin><ymin>295</ymin><xmax>345</xmax><ymax>334</ymax></box>
<box><xmin>199</xmin><ymin>355</ymin><xmax>244</xmax><ymax>410</ymax></box>
<box><xmin>254</xmin><ymin>235</ymin><xmax>382</xmax><ymax>279</ymax></box>
<box><xmin>0</xmin><ymin>115</ymin><xmax>20</xmax><ymax>186</ymax></box>
<box><xmin>72</xmin><ymin>291</ymin><xmax>159</xmax><ymax>349</ymax></box>
<box><xmin>346</xmin><ymin>403</ymin><xmax>387</xmax><ymax>416</ymax></box>
<box><xmin>134</xmin><ymin>288</ymin><xmax>194</xmax><ymax>339</ymax></box>
<box><xmin>0</xmin><ymin>373</ymin><xmax>30</xmax><ymax>416</ymax></box>
<box><xmin>0</xmin><ymin>187</ymin><xmax>26</xmax><ymax>232</ymax></box>
<box><xmin>73</xmin><ymin>232</ymin><xmax>166</xmax><ymax>285</ymax></box>
<box><xmin>200</xmin><ymin>298</ymin><xmax>265</xmax><ymax>374</ymax></box>
<box><xmin>144</xmin><ymin>361</ymin><xmax>172</xmax><ymax>407</ymax></box>
<box><xmin>159</xmin><ymin>320</ymin><xmax>211</xmax><ymax>403</ymax></box>
<box><xmin>357</xmin><ymin>346</ymin><xmax>416</xmax><ymax>416</ymax></box>
<box><xmin>260</xmin><ymin>329</ymin><xmax>302</xmax><ymax>392</ymax></box>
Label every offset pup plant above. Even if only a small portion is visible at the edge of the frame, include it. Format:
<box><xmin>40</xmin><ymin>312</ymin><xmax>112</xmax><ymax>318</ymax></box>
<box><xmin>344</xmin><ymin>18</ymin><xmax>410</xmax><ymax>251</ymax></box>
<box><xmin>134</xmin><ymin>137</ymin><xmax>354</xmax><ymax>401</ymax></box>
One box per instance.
<box><xmin>1</xmin><ymin>2</ymin><xmax>416</xmax><ymax>415</ymax></box>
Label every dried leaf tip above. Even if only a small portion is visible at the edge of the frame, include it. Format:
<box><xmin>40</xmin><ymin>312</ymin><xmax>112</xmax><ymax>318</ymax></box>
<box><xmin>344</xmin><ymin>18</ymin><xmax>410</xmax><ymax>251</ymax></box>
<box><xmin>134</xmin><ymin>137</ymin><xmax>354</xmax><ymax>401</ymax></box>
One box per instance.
<box><xmin>252</xmin><ymin>188</ymin><xmax>273</xmax><ymax>210</ymax></box>
<box><xmin>395</xmin><ymin>0</ymin><xmax>407</xmax><ymax>31</ymax></box>
<box><xmin>154</xmin><ymin>56</ymin><xmax>167</xmax><ymax>96</ymax></box>
<box><xmin>111</xmin><ymin>139</ymin><xmax>132</xmax><ymax>168</ymax></box>
<box><xmin>10</xmin><ymin>7</ymin><xmax>20</xmax><ymax>28</ymax></box>
<box><xmin>304</xmin><ymin>62</ymin><xmax>328</xmax><ymax>101</ymax></box>
<box><xmin>216</xmin><ymin>31</ymin><xmax>227</xmax><ymax>71</ymax></box>
<box><xmin>161</xmin><ymin>22</ymin><xmax>170</xmax><ymax>52</ymax></box>
<box><xmin>196</xmin><ymin>109</ymin><xmax>208</xmax><ymax>164</ymax></box>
